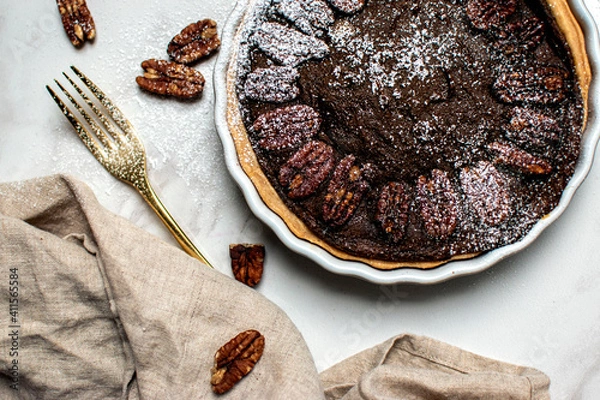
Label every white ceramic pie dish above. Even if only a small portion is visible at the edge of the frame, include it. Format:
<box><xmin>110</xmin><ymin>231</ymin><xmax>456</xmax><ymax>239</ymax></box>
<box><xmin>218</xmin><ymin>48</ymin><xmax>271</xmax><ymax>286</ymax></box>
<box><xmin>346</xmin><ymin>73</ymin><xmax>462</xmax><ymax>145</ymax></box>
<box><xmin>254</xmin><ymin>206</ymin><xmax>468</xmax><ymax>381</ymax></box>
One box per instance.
<box><xmin>214</xmin><ymin>0</ymin><xmax>600</xmax><ymax>284</ymax></box>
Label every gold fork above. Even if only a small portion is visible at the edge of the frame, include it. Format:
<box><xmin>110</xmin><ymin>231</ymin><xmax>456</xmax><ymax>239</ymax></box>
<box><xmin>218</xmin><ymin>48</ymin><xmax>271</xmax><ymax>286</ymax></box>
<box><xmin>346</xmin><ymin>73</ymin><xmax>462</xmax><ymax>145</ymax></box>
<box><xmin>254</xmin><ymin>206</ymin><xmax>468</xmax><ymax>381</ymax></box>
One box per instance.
<box><xmin>46</xmin><ymin>66</ymin><xmax>213</xmax><ymax>268</ymax></box>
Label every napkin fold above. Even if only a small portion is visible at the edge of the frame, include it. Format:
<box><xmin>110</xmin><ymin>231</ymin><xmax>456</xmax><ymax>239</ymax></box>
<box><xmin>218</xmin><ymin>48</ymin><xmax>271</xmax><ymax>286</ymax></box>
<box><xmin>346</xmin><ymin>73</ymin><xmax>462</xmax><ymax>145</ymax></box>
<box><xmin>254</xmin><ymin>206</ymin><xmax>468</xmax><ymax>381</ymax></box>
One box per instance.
<box><xmin>0</xmin><ymin>175</ymin><xmax>550</xmax><ymax>399</ymax></box>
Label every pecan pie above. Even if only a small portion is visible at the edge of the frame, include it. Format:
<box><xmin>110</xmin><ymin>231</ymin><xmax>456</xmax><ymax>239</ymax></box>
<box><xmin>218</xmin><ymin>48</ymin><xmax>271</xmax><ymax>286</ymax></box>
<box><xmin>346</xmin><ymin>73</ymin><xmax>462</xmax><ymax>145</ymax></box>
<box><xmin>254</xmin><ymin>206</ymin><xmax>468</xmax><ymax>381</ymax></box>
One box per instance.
<box><xmin>227</xmin><ymin>0</ymin><xmax>591</xmax><ymax>269</ymax></box>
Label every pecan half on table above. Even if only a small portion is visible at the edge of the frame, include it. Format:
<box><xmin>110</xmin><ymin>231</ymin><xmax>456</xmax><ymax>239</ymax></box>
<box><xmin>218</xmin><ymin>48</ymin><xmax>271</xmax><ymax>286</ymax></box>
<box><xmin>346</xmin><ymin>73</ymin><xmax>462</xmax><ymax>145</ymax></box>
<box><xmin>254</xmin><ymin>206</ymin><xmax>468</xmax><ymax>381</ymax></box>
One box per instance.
<box><xmin>229</xmin><ymin>244</ymin><xmax>265</xmax><ymax>287</ymax></box>
<box><xmin>56</xmin><ymin>0</ymin><xmax>96</xmax><ymax>47</ymax></box>
<box><xmin>136</xmin><ymin>59</ymin><xmax>205</xmax><ymax>99</ymax></box>
<box><xmin>211</xmin><ymin>329</ymin><xmax>265</xmax><ymax>394</ymax></box>
<box><xmin>167</xmin><ymin>19</ymin><xmax>221</xmax><ymax>64</ymax></box>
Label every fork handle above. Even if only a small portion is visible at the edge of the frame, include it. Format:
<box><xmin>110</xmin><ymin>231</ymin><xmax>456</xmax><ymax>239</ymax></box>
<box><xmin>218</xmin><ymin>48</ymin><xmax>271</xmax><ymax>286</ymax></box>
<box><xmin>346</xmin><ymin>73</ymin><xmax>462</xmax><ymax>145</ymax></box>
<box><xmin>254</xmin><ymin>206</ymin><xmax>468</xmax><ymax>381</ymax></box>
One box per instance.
<box><xmin>135</xmin><ymin>178</ymin><xmax>214</xmax><ymax>268</ymax></box>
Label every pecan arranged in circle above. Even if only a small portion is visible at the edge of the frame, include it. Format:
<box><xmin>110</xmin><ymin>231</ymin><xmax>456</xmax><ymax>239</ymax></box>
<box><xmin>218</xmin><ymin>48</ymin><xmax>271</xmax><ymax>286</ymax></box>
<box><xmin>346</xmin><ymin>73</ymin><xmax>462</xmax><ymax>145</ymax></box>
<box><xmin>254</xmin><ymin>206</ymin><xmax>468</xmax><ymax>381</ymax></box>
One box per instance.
<box><xmin>323</xmin><ymin>155</ymin><xmax>370</xmax><ymax>227</ymax></box>
<box><xmin>493</xmin><ymin>66</ymin><xmax>569</xmax><ymax>105</ymax></box>
<box><xmin>253</xmin><ymin>105</ymin><xmax>321</xmax><ymax>151</ymax></box>
<box><xmin>504</xmin><ymin>107</ymin><xmax>561</xmax><ymax>150</ymax></box>
<box><xmin>229</xmin><ymin>244</ymin><xmax>265</xmax><ymax>287</ymax></box>
<box><xmin>167</xmin><ymin>19</ymin><xmax>221</xmax><ymax>65</ymax></box>
<box><xmin>416</xmin><ymin>169</ymin><xmax>458</xmax><ymax>240</ymax></box>
<box><xmin>460</xmin><ymin>161</ymin><xmax>512</xmax><ymax>226</ymax></box>
<box><xmin>56</xmin><ymin>0</ymin><xmax>96</xmax><ymax>47</ymax></box>
<box><xmin>492</xmin><ymin>15</ymin><xmax>545</xmax><ymax>54</ymax></box>
<box><xmin>375</xmin><ymin>181</ymin><xmax>411</xmax><ymax>243</ymax></box>
<box><xmin>252</xmin><ymin>22</ymin><xmax>329</xmax><ymax>67</ymax></box>
<box><xmin>487</xmin><ymin>141</ymin><xmax>552</xmax><ymax>175</ymax></box>
<box><xmin>326</xmin><ymin>0</ymin><xmax>366</xmax><ymax>15</ymax></box>
<box><xmin>136</xmin><ymin>59</ymin><xmax>205</xmax><ymax>99</ymax></box>
<box><xmin>466</xmin><ymin>0</ymin><xmax>517</xmax><ymax>30</ymax></box>
<box><xmin>279</xmin><ymin>141</ymin><xmax>335</xmax><ymax>199</ymax></box>
<box><xmin>275</xmin><ymin>0</ymin><xmax>334</xmax><ymax>36</ymax></box>
<box><xmin>244</xmin><ymin>66</ymin><xmax>300</xmax><ymax>103</ymax></box>
<box><xmin>211</xmin><ymin>329</ymin><xmax>265</xmax><ymax>395</ymax></box>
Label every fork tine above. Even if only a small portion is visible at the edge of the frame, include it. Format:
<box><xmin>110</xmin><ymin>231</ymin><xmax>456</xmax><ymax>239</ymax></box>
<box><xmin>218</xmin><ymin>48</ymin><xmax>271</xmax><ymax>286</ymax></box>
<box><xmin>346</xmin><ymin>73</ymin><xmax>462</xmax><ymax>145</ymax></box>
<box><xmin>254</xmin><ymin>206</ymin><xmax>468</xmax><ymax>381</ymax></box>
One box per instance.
<box><xmin>51</xmin><ymin>78</ymin><xmax>116</xmax><ymax>153</ymax></box>
<box><xmin>61</xmin><ymin>72</ymin><xmax>124</xmax><ymax>148</ymax></box>
<box><xmin>70</xmin><ymin>65</ymin><xmax>136</xmax><ymax>139</ymax></box>
<box><xmin>45</xmin><ymin>84</ymin><xmax>108</xmax><ymax>162</ymax></box>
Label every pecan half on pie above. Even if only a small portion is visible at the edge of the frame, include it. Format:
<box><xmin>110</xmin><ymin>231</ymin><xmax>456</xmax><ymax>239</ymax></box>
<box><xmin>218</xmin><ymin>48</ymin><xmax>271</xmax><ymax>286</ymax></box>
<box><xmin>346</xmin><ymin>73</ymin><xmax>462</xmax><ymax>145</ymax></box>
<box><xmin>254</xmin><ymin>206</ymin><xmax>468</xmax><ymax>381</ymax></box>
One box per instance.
<box><xmin>227</xmin><ymin>0</ymin><xmax>591</xmax><ymax>269</ymax></box>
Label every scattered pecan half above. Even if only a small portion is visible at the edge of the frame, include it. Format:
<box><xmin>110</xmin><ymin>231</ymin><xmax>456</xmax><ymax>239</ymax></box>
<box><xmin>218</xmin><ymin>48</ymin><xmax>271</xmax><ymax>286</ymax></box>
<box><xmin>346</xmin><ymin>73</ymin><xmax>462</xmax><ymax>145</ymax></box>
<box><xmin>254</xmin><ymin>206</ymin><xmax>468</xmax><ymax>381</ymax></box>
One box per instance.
<box><xmin>167</xmin><ymin>19</ymin><xmax>221</xmax><ymax>64</ymax></box>
<box><xmin>326</xmin><ymin>0</ymin><xmax>366</xmax><ymax>15</ymax></box>
<box><xmin>460</xmin><ymin>161</ymin><xmax>512</xmax><ymax>226</ymax></box>
<box><xmin>466</xmin><ymin>0</ymin><xmax>517</xmax><ymax>30</ymax></box>
<box><xmin>416</xmin><ymin>169</ymin><xmax>458</xmax><ymax>240</ymax></box>
<box><xmin>136</xmin><ymin>59</ymin><xmax>205</xmax><ymax>99</ymax></box>
<box><xmin>275</xmin><ymin>0</ymin><xmax>334</xmax><ymax>36</ymax></box>
<box><xmin>211</xmin><ymin>330</ymin><xmax>265</xmax><ymax>395</ymax></box>
<box><xmin>253</xmin><ymin>105</ymin><xmax>321</xmax><ymax>151</ymax></box>
<box><xmin>323</xmin><ymin>155</ymin><xmax>370</xmax><ymax>227</ymax></box>
<box><xmin>487</xmin><ymin>141</ymin><xmax>552</xmax><ymax>175</ymax></box>
<box><xmin>244</xmin><ymin>66</ymin><xmax>300</xmax><ymax>103</ymax></box>
<box><xmin>56</xmin><ymin>0</ymin><xmax>96</xmax><ymax>47</ymax></box>
<box><xmin>229</xmin><ymin>244</ymin><xmax>265</xmax><ymax>287</ymax></box>
<box><xmin>503</xmin><ymin>107</ymin><xmax>561</xmax><ymax>150</ymax></box>
<box><xmin>493</xmin><ymin>66</ymin><xmax>569</xmax><ymax>105</ymax></box>
<box><xmin>492</xmin><ymin>15</ymin><xmax>545</xmax><ymax>54</ymax></box>
<box><xmin>252</xmin><ymin>22</ymin><xmax>329</xmax><ymax>67</ymax></box>
<box><xmin>279</xmin><ymin>141</ymin><xmax>335</xmax><ymax>199</ymax></box>
<box><xmin>375</xmin><ymin>181</ymin><xmax>411</xmax><ymax>243</ymax></box>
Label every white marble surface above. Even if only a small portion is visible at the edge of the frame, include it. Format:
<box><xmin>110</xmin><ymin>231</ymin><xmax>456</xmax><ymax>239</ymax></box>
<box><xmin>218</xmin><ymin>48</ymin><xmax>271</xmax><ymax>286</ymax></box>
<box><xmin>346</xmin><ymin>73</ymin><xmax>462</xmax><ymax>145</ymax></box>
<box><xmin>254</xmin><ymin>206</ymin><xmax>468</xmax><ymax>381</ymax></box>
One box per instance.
<box><xmin>1</xmin><ymin>0</ymin><xmax>600</xmax><ymax>397</ymax></box>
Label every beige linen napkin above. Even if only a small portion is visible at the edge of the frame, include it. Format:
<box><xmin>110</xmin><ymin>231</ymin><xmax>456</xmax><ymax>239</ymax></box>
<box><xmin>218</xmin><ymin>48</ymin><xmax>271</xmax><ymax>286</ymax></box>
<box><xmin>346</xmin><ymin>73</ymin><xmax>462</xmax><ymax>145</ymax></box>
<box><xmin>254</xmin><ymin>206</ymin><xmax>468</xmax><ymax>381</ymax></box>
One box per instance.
<box><xmin>0</xmin><ymin>175</ymin><xmax>550</xmax><ymax>399</ymax></box>
<box><xmin>321</xmin><ymin>334</ymin><xmax>550</xmax><ymax>400</ymax></box>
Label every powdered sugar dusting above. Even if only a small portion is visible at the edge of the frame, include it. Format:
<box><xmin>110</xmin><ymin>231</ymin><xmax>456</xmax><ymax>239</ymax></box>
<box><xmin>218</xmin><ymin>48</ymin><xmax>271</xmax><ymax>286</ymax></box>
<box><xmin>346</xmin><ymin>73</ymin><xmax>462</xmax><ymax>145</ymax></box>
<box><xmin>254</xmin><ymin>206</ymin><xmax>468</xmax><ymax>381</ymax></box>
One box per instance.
<box><xmin>274</xmin><ymin>0</ymin><xmax>334</xmax><ymax>36</ymax></box>
<box><xmin>328</xmin><ymin>4</ymin><xmax>461</xmax><ymax>99</ymax></box>
<box><xmin>244</xmin><ymin>66</ymin><xmax>300</xmax><ymax>102</ymax></box>
<box><xmin>252</xmin><ymin>22</ymin><xmax>329</xmax><ymax>66</ymax></box>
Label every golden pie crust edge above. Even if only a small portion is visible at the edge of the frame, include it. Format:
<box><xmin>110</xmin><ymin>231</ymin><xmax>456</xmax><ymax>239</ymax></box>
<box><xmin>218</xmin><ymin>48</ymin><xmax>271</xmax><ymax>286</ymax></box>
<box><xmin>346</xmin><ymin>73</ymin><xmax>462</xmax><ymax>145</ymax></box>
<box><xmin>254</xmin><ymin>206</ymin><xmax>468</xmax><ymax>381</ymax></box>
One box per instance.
<box><xmin>225</xmin><ymin>0</ymin><xmax>591</xmax><ymax>270</ymax></box>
